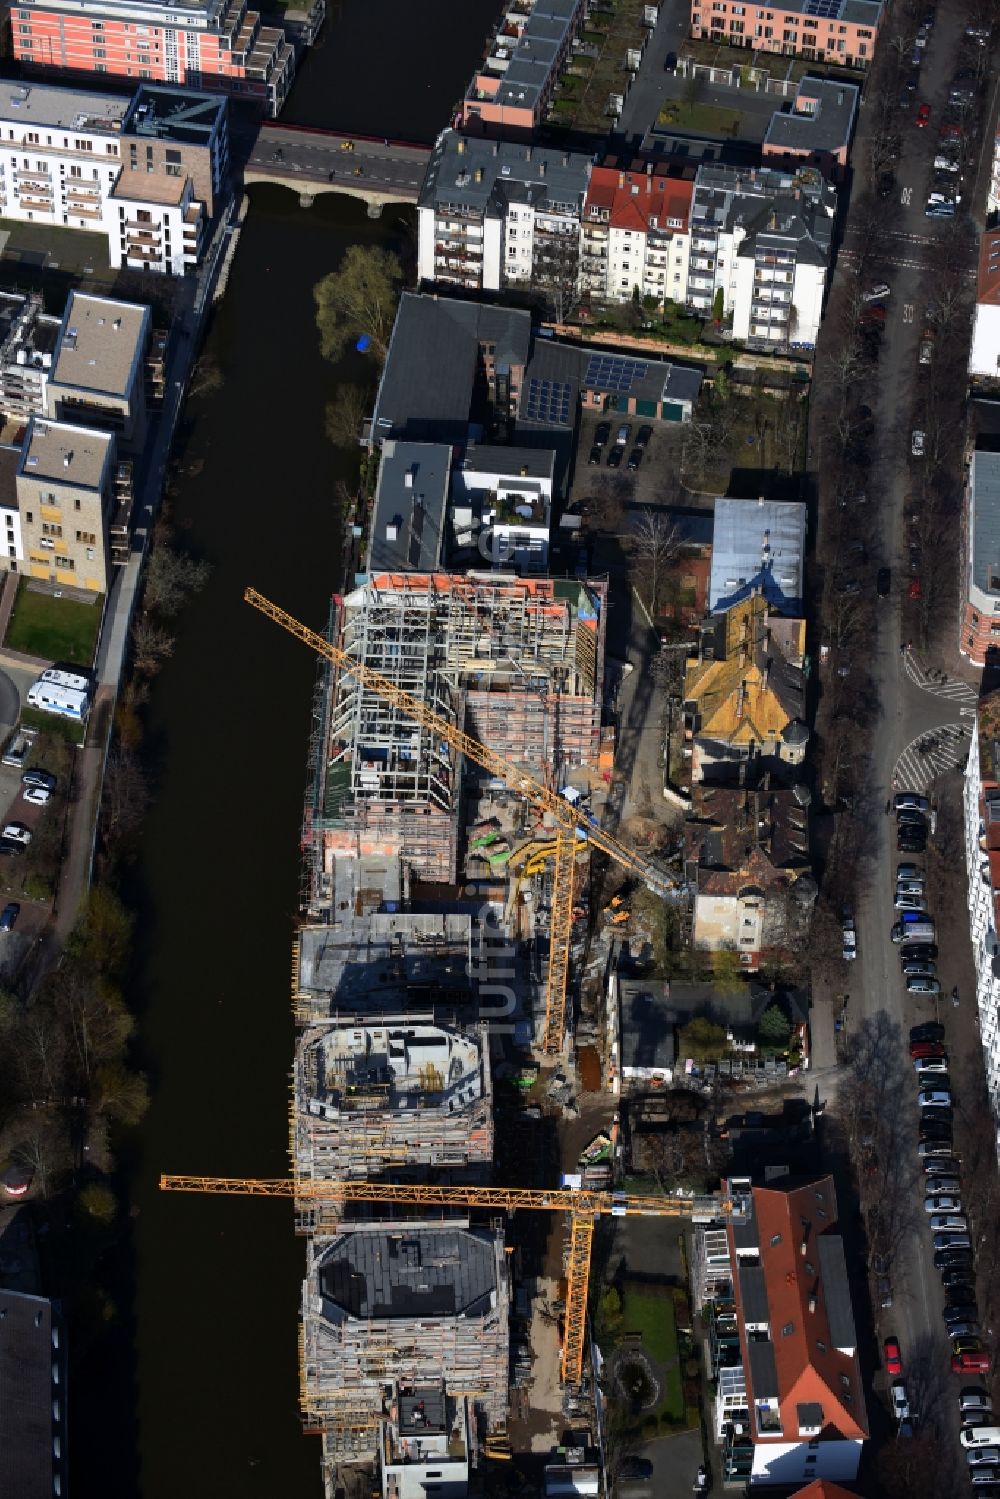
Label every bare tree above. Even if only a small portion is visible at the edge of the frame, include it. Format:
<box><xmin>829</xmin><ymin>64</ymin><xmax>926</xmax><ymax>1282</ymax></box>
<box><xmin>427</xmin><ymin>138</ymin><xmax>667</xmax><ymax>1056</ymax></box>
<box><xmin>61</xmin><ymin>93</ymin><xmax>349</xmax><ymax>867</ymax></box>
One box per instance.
<box><xmin>532</xmin><ymin>229</ymin><xmax>582</xmax><ymax>325</ymax></box>
<box><xmin>130</xmin><ymin>618</ymin><xmax>175</xmax><ymax>676</ymax></box>
<box><xmin>627</xmin><ymin>512</ymin><xmax>682</xmax><ymax>613</ymax></box>
<box><xmin>325</xmin><ymin>384</ymin><xmax>370</xmax><ymax>449</ymax></box>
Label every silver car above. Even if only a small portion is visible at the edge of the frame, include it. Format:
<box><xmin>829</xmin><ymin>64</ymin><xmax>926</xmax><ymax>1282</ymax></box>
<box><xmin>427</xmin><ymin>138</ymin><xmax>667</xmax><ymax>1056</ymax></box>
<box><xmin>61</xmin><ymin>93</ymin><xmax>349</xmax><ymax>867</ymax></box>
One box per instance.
<box><xmin>925</xmin><ymin>1195</ymin><xmax>961</xmax><ymax>1214</ymax></box>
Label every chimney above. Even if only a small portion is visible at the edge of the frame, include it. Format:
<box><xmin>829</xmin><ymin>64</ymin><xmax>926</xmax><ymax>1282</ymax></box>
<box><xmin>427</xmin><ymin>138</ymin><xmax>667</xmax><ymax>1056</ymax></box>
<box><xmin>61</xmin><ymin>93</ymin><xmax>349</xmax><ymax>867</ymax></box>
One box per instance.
<box><xmin>646</xmin><ymin>160</ymin><xmax>653</xmax><ymax>177</ymax></box>
<box><xmin>457</xmin><ymin>138</ymin><xmax>466</xmax><ymax>155</ymax></box>
<box><xmin>63</xmin><ymin>451</ymin><xmax>72</xmax><ymax>468</ymax></box>
<box><xmin>562</xmin><ymin>152</ymin><xmax>569</xmax><ymax>166</ymax></box>
<box><xmin>758</xmin><ymin>494</ymin><xmax>765</xmax><ymax>507</ymax></box>
<box><xmin>113</xmin><ymin>317</ymin><xmax>121</xmax><ymax>331</ymax></box>
<box><xmin>404</xmin><ymin>470</ymin><xmax>413</xmax><ymax>489</ymax></box>
<box><xmin>539</xmin><ymin>160</ymin><xmax>546</xmax><ymax>176</ymax></box>
<box><xmin>808</xmin><ymin>1293</ymin><xmax>817</xmax><ymax>1313</ymax></box>
<box><xmin>492</xmin><ymin>141</ymin><xmax>499</xmax><ymax>156</ymax></box>
<box><xmin>618</xmin><ymin>171</ymin><xmax>625</xmax><ymax>188</ymax></box>
<box><xmin>474</xmin><ymin>167</ymin><xmax>484</xmax><ymax>183</ymax></box>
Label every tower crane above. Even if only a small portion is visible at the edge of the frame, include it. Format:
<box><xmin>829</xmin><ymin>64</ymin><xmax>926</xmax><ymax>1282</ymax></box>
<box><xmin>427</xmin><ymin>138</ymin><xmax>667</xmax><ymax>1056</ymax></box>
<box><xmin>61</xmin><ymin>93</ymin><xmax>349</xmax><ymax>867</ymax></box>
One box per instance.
<box><xmin>159</xmin><ymin>1175</ymin><xmax>743</xmax><ymax>1388</ymax></box>
<box><xmin>244</xmin><ymin>587</ymin><xmax>673</xmax><ymax>1056</ymax></box>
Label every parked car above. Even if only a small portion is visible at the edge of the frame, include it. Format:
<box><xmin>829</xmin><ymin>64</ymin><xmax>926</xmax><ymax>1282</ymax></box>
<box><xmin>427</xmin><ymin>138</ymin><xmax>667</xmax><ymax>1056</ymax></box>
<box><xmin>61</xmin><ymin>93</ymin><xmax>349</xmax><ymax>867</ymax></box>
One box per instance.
<box><xmin>21</xmin><ymin>786</ymin><xmax>49</xmax><ymax>806</ymax></box>
<box><xmin>913</xmin><ymin>1049</ymin><xmax>946</xmax><ymax>1066</ymax></box>
<box><xmin>926</xmin><ymin>1158</ymin><xmax>962</xmax><ymax>1177</ymax></box>
<box><xmin>960</xmin><ymin>1391</ymin><xmax>993</xmax><ymax>1414</ymax></box>
<box><xmin>964</xmin><ymin>1430</ymin><xmax>1000</xmax><ymax>1449</ymax></box>
<box><xmin>1</xmin><ymin>823</ymin><xmax>31</xmax><ymax>846</ymax></box>
<box><xmin>927</xmin><ymin>1177</ymin><xmax>961</xmax><ymax>1194</ymax></box>
<box><xmin>884</xmin><ymin>1336</ymin><xmax>903</xmax><ymax>1375</ymax></box>
<box><xmin>635</xmin><ymin>425</ymin><xmax>653</xmax><ymax>449</ymax></box>
<box><xmin>916</xmin><ymin>102</ymin><xmax>932</xmax><ymax>125</ymax></box>
<box><xmin>895</xmin><ymin>893</ymin><xmax>927</xmax><ymax>911</ymax></box>
<box><xmin>22</xmin><ymin>769</ymin><xmax>55</xmax><ymax>791</ymax></box>
<box><xmin>945</xmin><ymin>1303</ymin><xmax>979</xmax><ymax>1323</ymax></box>
<box><xmin>891</xmin><ymin>1381</ymin><xmax>911</xmax><ymax>1420</ymax></box>
<box><xmin>864</xmin><ymin>284</ymin><xmax>891</xmax><ymax>302</ymax></box>
<box><xmin>911</xmin><ymin>430</ymin><xmax>927</xmax><ymax>456</ymax></box>
<box><xmin>912</xmin><ymin>1022</ymin><xmax>946</xmax><ymax>1042</ymax></box>
<box><xmin>921</xmin><ymin>1141</ymin><xmax>956</xmax><ymax>1160</ymax></box>
<box><xmin>956</xmin><ymin>1352</ymin><xmax>993</xmax><ymax>1374</ymax></box>
<box><xmin>614</xmin><ymin>424</ymin><xmax>632</xmax><ymax>447</ymax></box>
<box><xmin>897</xmin><ymin>807</ymin><xmax>929</xmax><ymax>827</ymax></box>
<box><xmin>626</xmin><ymin>447</ymin><xmax>643</xmax><ymax>472</ymax></box>
<box><xmin>607</xmin><ymin>447</ymin><xmax>623</xmax><ymax>469</ymax></box>
<box><xmin>937</xmin><ymin>1249</ymin><xmax>975</xmax><ymax>1271</ymax></box>
<box><xmin>908</xmin><ymin>977</ymin><xmax>942</xmax><ymax>994</ymax></box>
<box><xmin>896</xmin><ymin>792</ymin><xmax>930</xmax><ymax>812</ymax></box>
<box><xmin>897</xmin><ymin>879</ymin><xmax>927</xmax><ymax>896</ymax></box>
<box><xmin>588</xmin><ymin>445</ymin><xmax>602</xmax><ymax>465</ymax></box>
<box><xmin>909</xmin><ymin>1033</ymin><xmax>944</xmax><ymax>1051</ymax></box>
<box><xmin>969</xmin><ymin>1451</ymin><xmax>1000</xmax><ymax>1469</ymax></box>
<box><xmin>0</xmin><ymin>902</ymin><xmax>19</xmax><ymax>933</ymax></box>
<box><xmin>925</xmin><ymin>1196</ymin><xmax>962</xmax><ymax>1213</ymax></box>
<box><xmin>877</xmin><ymin>567</ymin><xmax>891</xmax><ymax>598</ymax></box>
<box><xmin>594</xmin><ymin>422</ymin><xmax>611</xmax><ymax>448</ymax></box>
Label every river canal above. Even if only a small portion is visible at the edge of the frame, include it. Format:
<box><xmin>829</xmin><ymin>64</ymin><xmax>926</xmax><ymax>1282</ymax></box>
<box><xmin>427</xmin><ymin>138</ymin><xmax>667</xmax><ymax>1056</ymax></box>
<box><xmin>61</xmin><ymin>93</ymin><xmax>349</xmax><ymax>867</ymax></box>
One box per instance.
<box><xmin>77</xmin><ymin>0</ymin><xmax>498</xmax><ymax>1492</ymax></box>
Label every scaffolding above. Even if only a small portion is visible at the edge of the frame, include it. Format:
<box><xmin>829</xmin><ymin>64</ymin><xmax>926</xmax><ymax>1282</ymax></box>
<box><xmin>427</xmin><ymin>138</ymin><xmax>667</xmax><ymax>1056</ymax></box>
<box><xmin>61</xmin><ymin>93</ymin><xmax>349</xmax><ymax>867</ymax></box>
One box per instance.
<box><xmin>293</xmin><ymin>1016</ymin><xmax>494</xmax><ymax>1193</ymax></box>
<box><xmin>301</xmin><ymin>1222</ymin><xmax>510</xmax><ymax>1457</ymax></box>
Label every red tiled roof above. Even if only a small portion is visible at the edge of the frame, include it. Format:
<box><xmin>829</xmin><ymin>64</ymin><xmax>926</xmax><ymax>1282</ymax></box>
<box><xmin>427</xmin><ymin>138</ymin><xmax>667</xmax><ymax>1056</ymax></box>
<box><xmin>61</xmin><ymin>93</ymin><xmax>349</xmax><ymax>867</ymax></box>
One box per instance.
<box><xmin>978</xmin><ymin>229</ymin><xmax>1000</xmax><ymax>306</ymax></box>
<box><xmin>730</xmin><ymin>1177</ymin><xmax>868</xmax><ymax>1444</ymax></box>
<box><xmin>791</xmin><ymin>1483</ymin><xmax>862</xmax><ymax>1499</ymax></box>
<box><xmin>584</xmin><ymin>164</ymin><xmax>694</xmax><ymax>234</ymax></box>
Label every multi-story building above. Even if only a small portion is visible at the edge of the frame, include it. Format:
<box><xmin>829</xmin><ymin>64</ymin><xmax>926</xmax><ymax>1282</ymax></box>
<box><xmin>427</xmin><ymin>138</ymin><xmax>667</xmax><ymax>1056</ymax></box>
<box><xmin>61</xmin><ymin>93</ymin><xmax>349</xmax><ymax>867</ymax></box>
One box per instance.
<box><xmin>969</xmin><ymin>230</ymin><xmax>1000</xmax><ymax>386</ymax></box>
<box><xmin>960</xmin><ymin>450</ymin><xmax>1000</xmax><ymax>668</ymax></box>
<box><xmin>690</xmin><ymin>0</ymin><xmax>883</xmax><ymax>69</ymax></box>
<box><xmin>682</xmin><ymin>594</ymin><xmax>809</xmax><ymax>785</ymax></box>
<box><xmin>963</xmin><ymin>682</ymin><xmax>1000</xmax><ymax>1130</ymax></box>
<box><xmin>0</xmin><ymin>294</ymin><xmax>61</xmax><ymax>420</ymax></box>
<box><xmin>761</xmin><ymin>76</ymin><xmax>858</xmax><ymax>182</ymax></box>
<box><xmin>46</xmin><ymin>289</ymin><xmax>150</xmax><ymax>445</ymax></box>
<box><xmin>12</xmin><ymin>0</ymin><xmax>292</xmax><ymax>115</ymax></box>
<box><xmin>0</xmin><ymin>79</ymin><xmax>226</xmax><ymax>273</ymax></box>
<box><xmin>705</xmin><ymin>1172</ymin><xmax>868</xmax><ymax>1485</ymax></box>
<box><xmin>460</xmin><ymin>0</ymin><xmax>584</xmax><ymax>137</ymax></box>
<box><xmin>580</xmin><ymin>162</ymin><xmax>694</xmax><ymax>305</ymax></box>
<box><xmin>13</xmin><ymin>414</ymin><xmax>117</xmax><ymax>591</ymax></box>
<box><xmin>686</xmin><ymin>164</ymin><xmax>835</xmax><ymax>351</ymax></box>
<box><xmin>988</xmin><ymin>125</ymin><xmax>1000</xmax><ymax>216</ymax></box>
<box><xmin>0</xmin><ymin>1289</ymin><xmax>68</xmax><ymax>1499</ymax></box>
<box><xmin>417</xmin><ymin>129</ymin><xmax>590</xmax><ymax>297</ymax></box>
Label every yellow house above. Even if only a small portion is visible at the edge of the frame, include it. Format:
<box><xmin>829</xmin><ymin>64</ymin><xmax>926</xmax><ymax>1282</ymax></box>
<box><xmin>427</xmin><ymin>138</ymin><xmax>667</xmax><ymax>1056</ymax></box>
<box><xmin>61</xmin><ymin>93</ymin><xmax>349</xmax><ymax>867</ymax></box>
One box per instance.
<box><xmin>683</xmin><ymin>594</ymin><xmax>808</xmax><ymax>783</ymax></box>
<box><xmin>15</xmin><ymin>417</ymin><xmax>116</xmax><ymax>593</ymax></box>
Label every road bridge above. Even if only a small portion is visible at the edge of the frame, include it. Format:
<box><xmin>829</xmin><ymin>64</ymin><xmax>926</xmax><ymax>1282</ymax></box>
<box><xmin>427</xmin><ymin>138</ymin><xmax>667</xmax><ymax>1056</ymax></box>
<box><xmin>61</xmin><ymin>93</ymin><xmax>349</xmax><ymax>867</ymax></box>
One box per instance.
<box><xmin>245</xmin><ymin>122</ymin><xmax>430</xmax><ymax>215</ymax></box>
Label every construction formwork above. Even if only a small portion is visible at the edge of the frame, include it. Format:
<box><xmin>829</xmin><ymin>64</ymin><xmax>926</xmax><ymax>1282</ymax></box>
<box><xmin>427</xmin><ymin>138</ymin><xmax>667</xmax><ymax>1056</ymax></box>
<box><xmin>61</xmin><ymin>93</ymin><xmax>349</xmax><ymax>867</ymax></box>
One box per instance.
<box><xmin>293</xmin><ymin>1015</ymin><xmax>494</xmax><ymax>1185</ymax></box>
<box><xmin>301</xmin><ymin>1222</ymin><xmax>510</xmax><ymax>1460</ymax></box>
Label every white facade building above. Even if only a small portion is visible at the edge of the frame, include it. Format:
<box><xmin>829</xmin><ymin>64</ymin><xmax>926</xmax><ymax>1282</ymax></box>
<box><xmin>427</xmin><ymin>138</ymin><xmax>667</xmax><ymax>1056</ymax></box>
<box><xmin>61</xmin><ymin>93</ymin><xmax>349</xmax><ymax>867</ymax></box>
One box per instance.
<box><xmin>963</xmin><ymin>693</ymin><xmax>1000</xmax><ymax>1136</ymax></box>
<box><xmin>450</xmin><ymin>444</ymin><xmax>554</xmax><ymax>572</ymax></box>
<box><xmin>0</xmin><ymin>79</ymin><xmax>225</xmax><ymax>275</ymax></box>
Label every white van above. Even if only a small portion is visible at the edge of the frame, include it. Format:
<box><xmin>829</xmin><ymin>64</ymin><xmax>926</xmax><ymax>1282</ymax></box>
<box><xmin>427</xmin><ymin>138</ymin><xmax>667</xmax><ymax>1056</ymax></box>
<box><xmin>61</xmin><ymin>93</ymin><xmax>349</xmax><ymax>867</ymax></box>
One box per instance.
<box><xmin>963</xmin><ymin>1428</ymin><xmax>1000</xmax><ymax>1449</ymax></box>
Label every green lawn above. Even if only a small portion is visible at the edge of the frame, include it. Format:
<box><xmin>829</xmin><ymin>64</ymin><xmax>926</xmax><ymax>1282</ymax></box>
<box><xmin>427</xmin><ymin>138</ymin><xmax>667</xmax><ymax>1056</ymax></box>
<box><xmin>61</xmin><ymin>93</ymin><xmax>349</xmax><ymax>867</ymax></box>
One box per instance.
<box><xmin>658</xmin><ymin>101</ymin><xmax>744</xmax><ymax>136</ymax></box>
<box><xmin>5</xmin><ymin>582</ymin><xmax>102</xmax><ymax>667</ymax></box>
<box><xmin>621</xmin><ymin>1286</ymin><xmax>685</xmax><ymax>1421</ymax></box>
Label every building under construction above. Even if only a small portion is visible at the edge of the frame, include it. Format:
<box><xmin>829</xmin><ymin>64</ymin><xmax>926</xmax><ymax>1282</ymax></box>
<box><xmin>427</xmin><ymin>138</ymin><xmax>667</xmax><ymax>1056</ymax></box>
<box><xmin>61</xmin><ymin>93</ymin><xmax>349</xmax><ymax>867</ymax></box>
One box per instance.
<box><xmin>301</xmin><ymin>1223</ymin><xmax>509</xmax><ymax>1469</ymax></box>
<box><xmin>294</xmin><ymin>1015</ymin><xmax>493</xmax><ymax>1184</ymax></box>
<box><xmin>303</xmin><ymin>571</ymin><xmax>608</xmax><ymax>901</ymax></box>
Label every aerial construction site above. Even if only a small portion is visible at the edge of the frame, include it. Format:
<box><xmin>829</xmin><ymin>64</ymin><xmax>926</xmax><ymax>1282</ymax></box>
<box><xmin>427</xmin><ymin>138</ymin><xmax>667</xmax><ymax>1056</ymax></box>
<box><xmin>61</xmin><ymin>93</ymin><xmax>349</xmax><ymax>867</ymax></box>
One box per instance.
<box><xmin>164</xmin><ymin>575</ymin><xmax>742</xmax><ymax>1499</ymax></box>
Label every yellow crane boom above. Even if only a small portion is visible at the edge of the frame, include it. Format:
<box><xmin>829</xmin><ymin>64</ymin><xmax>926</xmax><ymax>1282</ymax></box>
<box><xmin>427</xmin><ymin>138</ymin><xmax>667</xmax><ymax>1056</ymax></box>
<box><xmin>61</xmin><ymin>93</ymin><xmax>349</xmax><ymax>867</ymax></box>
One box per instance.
<box><xmin>244</xmin><ymin>588</ymin><xmax>671</xmax><ymax>895</ymax></box>
<box><xmin>159</xmin><ymin>1173</ymin><xmax>741</xmax><ymax>1387</ymax></box>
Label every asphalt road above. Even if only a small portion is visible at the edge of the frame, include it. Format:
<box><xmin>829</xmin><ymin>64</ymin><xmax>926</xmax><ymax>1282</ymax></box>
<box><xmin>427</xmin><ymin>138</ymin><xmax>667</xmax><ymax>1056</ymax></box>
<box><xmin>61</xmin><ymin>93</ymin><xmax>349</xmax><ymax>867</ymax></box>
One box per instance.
<box><xmin>247</xmin><ymin>125</ymin><xmax>429</xmax><ymax>195</ymax></box>
<box><xmin>811</xmin><ymin>0</ymin><xmax>996</xmax><ymax>1467</ymax></box>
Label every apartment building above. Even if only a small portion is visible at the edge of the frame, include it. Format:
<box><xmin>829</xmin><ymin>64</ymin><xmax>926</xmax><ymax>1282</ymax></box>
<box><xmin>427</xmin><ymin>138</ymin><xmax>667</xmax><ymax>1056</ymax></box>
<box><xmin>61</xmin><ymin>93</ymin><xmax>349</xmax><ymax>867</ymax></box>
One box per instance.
<box><xmin>762</xmin><ymin>76</ymin><xmax>858</xmax><ymax>182</ymax></box>
<box><xmin>970</xmin><ymin>230</ymin><xmax>1000</xmax><ymax>385</ymax></box>
<box><xmin>46</xmin><ymin>289</ymin><xmax>150</xmax><ymax>444</ymax></box>
<box><xmin>0</xmin><ymin>80</ymin><xmax>226</xmax><ymax>273</ymax></box>
<box><xmin>0</xmin><ymin>1290</ymin><xmax>68</xmax><ymax>1499</ymax></box>
<box><xmin>416</xmin><ymin>129</ymin><xmax>591</xmax><ymax>296</ymax></box>
<box><xmin>12</xmin><ymin>0</ymin><xmax>292</xmax><ymax>116</ymax></box>
<box><xmin>460</xmin><ymin>0</ymin><xmax>584</xmax><ymax>137</ymax></box>
<box><xmin>0</xmin><ymin>294</ymin><xmax>61</xmax><ymax>420</ymax></box>
<box><xmin>580</xmin><ymin>162</ymin><xmax>694</xmax><ymax>304</ymax></box>
<box><xmin>13</xmin><ymin>415</ymin><xmax>116</xmax><ymax>591</ymax></box>
<box><xmin>960</xmin><ymin>450</ymin><xmax>1000</xmax><ymax>668</ymax></box>
<box><xmin>707</xmin><ymin>1172</ymin><xmax>867</xmax><ymax>1484</ymax></box>
<box><xmin>690</xmin><ymin>0</ymin><xmax>883</xmax><ymax>69</ymax></box>
<box><xmin>711</xmin><ymin>496</ymin><xmax>806</xmax><ymax>615</ymax></box>
<box><xmin>987</xmin><ymin>125</ymin><xmax>1000</xmax><ymax>216</ymax></box>
<box><xmin>963</xmin><ymin>682</ymin><xmax>1000</xmax><ymax>1128</ymax></box>
<box><xmin>687</xmin><ymin>164</ymin><xmax>835</xmax><ymax>350</ymax></box>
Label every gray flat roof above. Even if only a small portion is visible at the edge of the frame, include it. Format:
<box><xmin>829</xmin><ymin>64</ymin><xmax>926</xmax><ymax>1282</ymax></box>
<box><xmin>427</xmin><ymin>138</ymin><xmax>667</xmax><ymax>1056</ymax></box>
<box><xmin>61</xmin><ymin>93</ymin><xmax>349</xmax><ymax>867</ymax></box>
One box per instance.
<box><xmin>478</xmin><ymin>0</ymin><xmax>580</xmax><ymax>113</ymax></box>
<box><xmin>710</xmin><ymin>497</ymin><xmax>806</xmax><ymax>615</ymax></box>
<box><xmin>0</xmin><ymin>80</ymin><xmax>129</xmax><ymax>133</ymax></box>
<box><xmin>373</xmin><ymin>293</ymin><xmax>531</xmax><ymax>446</ymax></box>
<box><xmin>51</xmin><ymin>291</ymin><xmax>148</xmax><ymax>400</ymax></box>
<box><xmin>369</xmin><ymin>440</ymin><xmax>450</xmax><ymax>574</ymax></box>
<box><xmin>764</xmin><ymin>77</ymin><xmax>859</xmax><ymax>154</ymax></box>
<box><xmin>619</xmin><ymin>981</ymin><xmax>676</xmax><ymax>1072</ymax></box>
<box><xmin>123</xmin><ymin>85</ymin><xmax>225</xmax><ymax>145</ymax></box>
<box><xmin>318</xmin><ymin>1228</ymin><xmax>497</xmax><ymax>1321</ymax></box>
<box><xmin>19</xmin><ymin>416</ymin><xmax>112</xmax><ymax>491</ymax></box>
<box><xmin>457</xmin><ymin>444</ymin><xmax>555</xmax><ymax>480</ymax></box>
<box><xmin>971</xmin><ymin>450</ymin><xmax>1000</xmax><ymax>598</ymax></box>
<box><xmin>298</xmin><ymin>914</ymin><xmax>473</xmax><ymax>1012</ymax></box>
<box><xmin>817</xmin><ymin>1233</ymin><xmax>857</xmax><ymax>1351</ymax></box>
<box><xmin>0</xmin><ymin>1291</ymin><xmax>56</xmax><ymax>1499</ymax></box>
<box><xmin>776</xmin><ymin>0</ymin><xmax>881</xmax><ymax>17</ymax></box>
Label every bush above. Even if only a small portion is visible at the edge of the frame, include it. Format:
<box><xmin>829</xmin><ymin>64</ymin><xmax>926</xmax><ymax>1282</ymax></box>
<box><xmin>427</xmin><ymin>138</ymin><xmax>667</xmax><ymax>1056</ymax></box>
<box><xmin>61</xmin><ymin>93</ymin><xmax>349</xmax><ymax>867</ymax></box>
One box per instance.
<box><xmin>78</xmin><ymin>1182</ymin><xmax>116</xmax><ymax>1223</ymax></box>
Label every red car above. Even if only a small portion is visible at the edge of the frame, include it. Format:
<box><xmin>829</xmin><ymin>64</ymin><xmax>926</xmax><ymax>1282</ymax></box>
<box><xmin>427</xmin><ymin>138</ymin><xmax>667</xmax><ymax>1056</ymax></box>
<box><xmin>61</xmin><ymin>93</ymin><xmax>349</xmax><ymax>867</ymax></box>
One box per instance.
<box><xmin>884</xmin><ymin>1336</ymin><xmax>903</xmax><ymax>1375</ymax></box>
<box><xmin>909</xmin><ymin>577</ymin><xmax>923</xmax><ymax>600</ymax></box>
<box><xmin>911</xmin><ymin>1041</ymin><xmax>946</xmax><ymax>1059</ymax></box>
<box><xmin>916</xmin><ymin>103</ymin><xmax>931</xmax><ymax>127</ymax></box>
<box><xmin>953</xmin><ymin>1351</ymin><xmax>990</xmax><ymax>1373</ymax></box>
<box><xmin>939</xmin><ymin>124</ymin><xmax>961</xmax><ymax>140</ymax></box>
